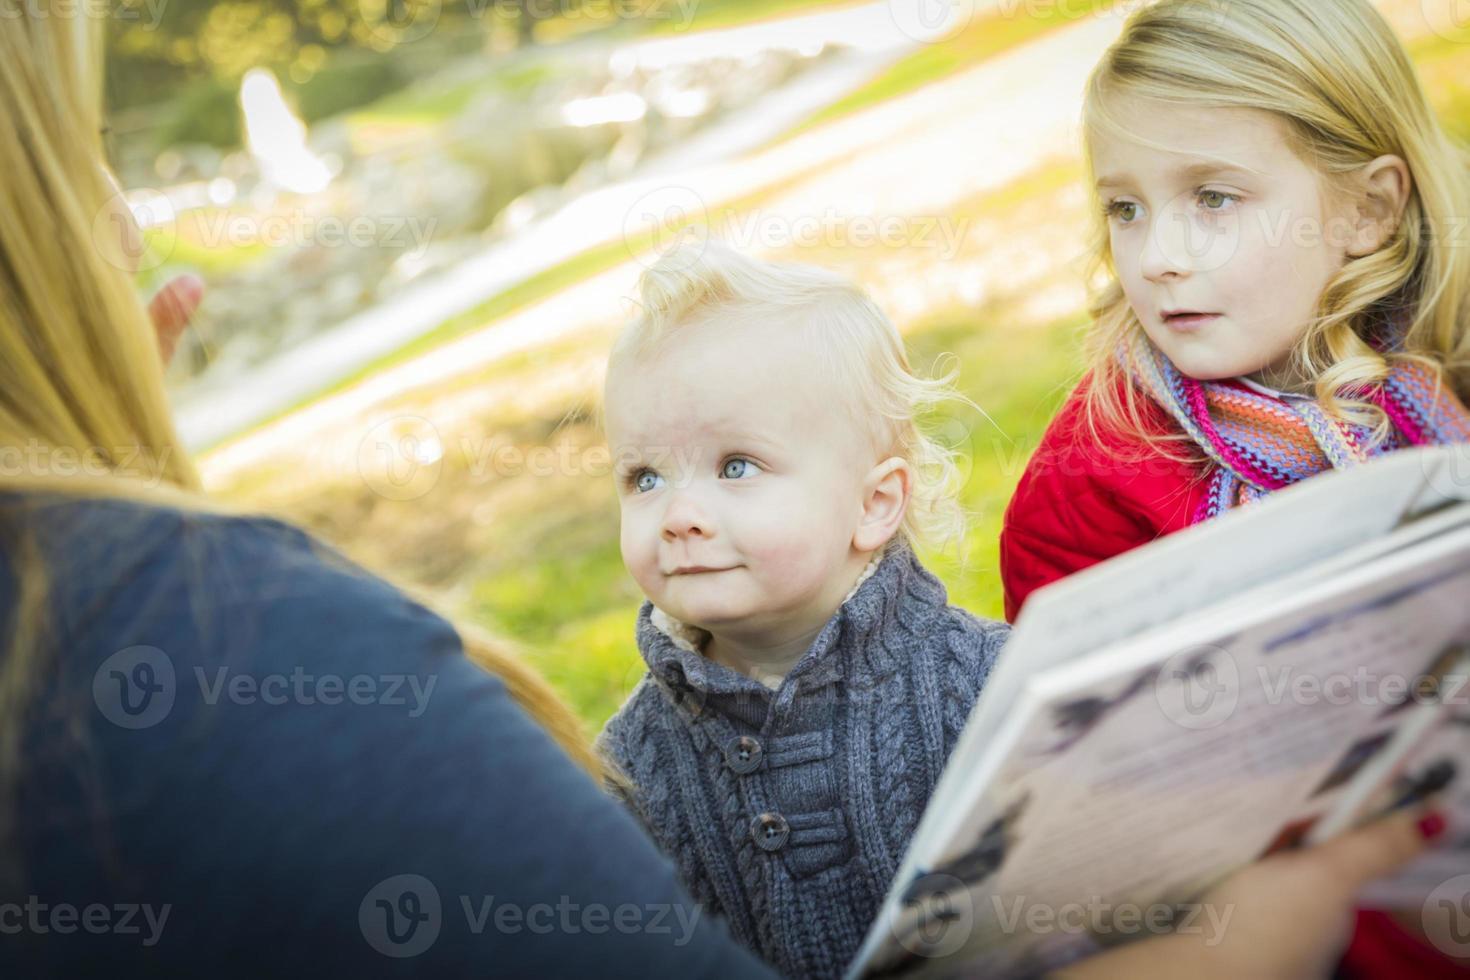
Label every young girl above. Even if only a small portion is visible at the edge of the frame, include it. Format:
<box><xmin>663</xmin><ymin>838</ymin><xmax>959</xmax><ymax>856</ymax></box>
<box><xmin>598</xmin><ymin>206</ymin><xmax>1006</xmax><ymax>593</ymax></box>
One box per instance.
<box><xmin>1001</xmin><ymin>0</ymin><xmax>1470</xmax><ymax>975</ymax></box>
<box><xmin>596</xmin><ymin>239</ymin><xmax>1011</xmax><ymax>979</ymax></box>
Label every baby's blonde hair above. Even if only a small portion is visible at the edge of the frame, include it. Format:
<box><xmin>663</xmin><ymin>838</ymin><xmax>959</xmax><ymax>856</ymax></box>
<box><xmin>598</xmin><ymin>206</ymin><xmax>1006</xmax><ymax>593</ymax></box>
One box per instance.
<box><xmin>609</xmin><ymin>237</ymin><xmax>968</xmax><ymax>550</ymax></box>
<box><xmin>1079</xmin><ymin>0</ymin><xmax>1470</xmax><ymax>455</ymax></box>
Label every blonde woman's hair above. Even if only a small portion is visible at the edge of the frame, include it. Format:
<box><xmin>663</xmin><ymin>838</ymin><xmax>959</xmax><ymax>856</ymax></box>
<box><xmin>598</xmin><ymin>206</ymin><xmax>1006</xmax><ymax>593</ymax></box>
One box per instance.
<box><xmin>608</xmin><ymin>237</ymin><xmax>969</xmax><ymax>549</ymax></box>
<box><xmin>1079</xmin><ymin>0</ymin><xmax>1470</xmax><ymax>455</ymax></box>
<box><xmin>0</xmin><ymin>9</ymin><xmax>606</xmax><ymax>867</ymax></box>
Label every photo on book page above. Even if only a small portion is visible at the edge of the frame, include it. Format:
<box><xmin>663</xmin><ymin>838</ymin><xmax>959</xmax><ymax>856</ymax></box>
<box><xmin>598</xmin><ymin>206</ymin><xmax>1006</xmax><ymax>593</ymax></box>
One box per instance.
<box><xmin>1356</xmin><ymin>704</ymin><xmax>1470</xmax><ymax>909</ymax></box>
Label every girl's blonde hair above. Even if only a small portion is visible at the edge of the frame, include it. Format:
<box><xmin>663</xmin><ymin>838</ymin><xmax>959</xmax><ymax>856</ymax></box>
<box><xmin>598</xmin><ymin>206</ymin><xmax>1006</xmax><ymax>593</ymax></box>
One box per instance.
<box><xmin>609</xmin><ymin>237</ymin><xmax>969</xmax><ymax>549</ymax></box>
<box><xmin>1079</xmin><ymin>0</ymin><xmax>1470</xmax><ymax>455</ymax></box>
<box><xmin>0</xmin><ymin>8</ymin><xmax>605</xmax><ymax>865</ymax></box>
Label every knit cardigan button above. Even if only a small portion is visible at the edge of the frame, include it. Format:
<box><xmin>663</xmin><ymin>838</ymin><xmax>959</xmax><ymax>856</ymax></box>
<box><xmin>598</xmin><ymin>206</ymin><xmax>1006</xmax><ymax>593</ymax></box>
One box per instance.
<box><xmin>750</xmin><ymin>812</ymin><xmax>790</xmax><ymax>852</ymax></box>
<box><xmin>723</xmin><ymin>735</ymin><xmax>763</xmax><ymax>774</ymax></box>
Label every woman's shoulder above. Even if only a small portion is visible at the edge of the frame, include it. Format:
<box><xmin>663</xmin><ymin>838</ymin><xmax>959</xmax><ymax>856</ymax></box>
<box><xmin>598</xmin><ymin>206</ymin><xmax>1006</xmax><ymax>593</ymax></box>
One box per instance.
<box><xmin>8</xmin><ymin>492</ymin><xmax>465</xmax><ymax>686</ymax></box>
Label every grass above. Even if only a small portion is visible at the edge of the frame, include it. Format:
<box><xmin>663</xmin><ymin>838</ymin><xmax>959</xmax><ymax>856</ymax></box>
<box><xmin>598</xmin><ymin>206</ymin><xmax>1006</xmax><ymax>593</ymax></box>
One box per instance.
<box><xmin>348</xmin><ymin>61</ymin><xmax>558</xmax><ymax>127</ymax></box>
<box><xmin>1411</xmin><ymin>28</ymin><xmax>1470</xmax><ymax>142</ymax></box>
<box><xmin>637</xmin><ymin>0</ymin><xmax>866</xmax><ymax>35</ymax></box>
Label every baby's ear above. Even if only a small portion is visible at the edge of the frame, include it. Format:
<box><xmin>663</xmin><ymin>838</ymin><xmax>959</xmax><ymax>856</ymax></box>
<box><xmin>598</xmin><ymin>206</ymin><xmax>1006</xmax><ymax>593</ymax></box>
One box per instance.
<box><xmin>1345</xmin><ymin>155</ymin><xmax>1412</xmax><ymax>258</ymax></box>
<box><xmin>853</xmin><ymin>457</ymin><xmax>912</xmax><ymax>553</ymax></box>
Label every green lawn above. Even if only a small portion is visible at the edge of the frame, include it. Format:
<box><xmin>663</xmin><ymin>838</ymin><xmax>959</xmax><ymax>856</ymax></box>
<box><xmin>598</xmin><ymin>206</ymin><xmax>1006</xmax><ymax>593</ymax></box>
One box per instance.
<box><xmin>636</xmin><ymin>0</ymin><xmax>866</xmax><ymax>35</ymax></box>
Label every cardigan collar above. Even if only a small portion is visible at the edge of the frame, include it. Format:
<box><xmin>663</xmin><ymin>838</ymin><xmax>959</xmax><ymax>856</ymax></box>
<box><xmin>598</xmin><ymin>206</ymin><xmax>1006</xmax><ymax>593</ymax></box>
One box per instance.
<box><xmin>634</xmin><ymin>539</ymin><xmax>944</xmax><ymax>723</ymax></box>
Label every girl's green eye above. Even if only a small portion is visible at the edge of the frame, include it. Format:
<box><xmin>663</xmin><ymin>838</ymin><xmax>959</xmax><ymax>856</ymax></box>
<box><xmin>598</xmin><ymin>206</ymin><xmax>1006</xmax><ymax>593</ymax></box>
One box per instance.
<box><xmin>1200</xmin><ymin>190</ymin><xmax>1231</xmax><ymax>209</ymax></box>
<box><xmin>1108</xmin><ymin>201</ymin><xmax>1140</xmax><ymax>222</ymax></box>
<box><xmin>721</xmin><ymin>458</ymin><xmax>757</xmax><ymax>479</ymax></box>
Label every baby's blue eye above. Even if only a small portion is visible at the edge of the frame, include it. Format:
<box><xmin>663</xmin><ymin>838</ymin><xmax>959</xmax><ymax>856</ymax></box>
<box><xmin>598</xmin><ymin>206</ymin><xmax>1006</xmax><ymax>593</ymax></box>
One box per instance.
<box><xmin>721</xmin><ymin>458</ymin><xmax>759</xmax><ymax>480</ymax></box>
<box><xmin>634</xmin><ymin>470</ymin><xmax>664</xmax><ymax>493</ymax></box>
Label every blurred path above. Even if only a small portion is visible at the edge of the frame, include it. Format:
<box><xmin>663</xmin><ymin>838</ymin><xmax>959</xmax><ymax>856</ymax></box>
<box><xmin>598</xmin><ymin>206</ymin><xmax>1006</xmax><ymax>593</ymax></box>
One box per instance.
<box><xmin>197</xmin><ymin>8</ymin><xmax>1128</xmax><ymax>482</ymax></box>
<box><xmin>176</xmin><ymin>1</ymin><xmax>936</xmax><ymax>451</ymax></box>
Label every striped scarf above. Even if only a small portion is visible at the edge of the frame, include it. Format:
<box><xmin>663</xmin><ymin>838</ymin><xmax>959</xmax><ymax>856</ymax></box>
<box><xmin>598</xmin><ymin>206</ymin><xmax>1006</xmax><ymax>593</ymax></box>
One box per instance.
<box><xmin>1117</xmin><ymin>330</ymin><xmax>1470</xmax><ymax>523</ymax></box>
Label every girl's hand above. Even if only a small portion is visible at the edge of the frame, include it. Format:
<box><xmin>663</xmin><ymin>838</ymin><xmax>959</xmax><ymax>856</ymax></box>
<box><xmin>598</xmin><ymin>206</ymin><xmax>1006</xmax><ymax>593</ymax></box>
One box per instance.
<box><xmin>1053</xmin><ymin>806</ymin><xmax>1441</xmax><ymax>980</ymax></box>
<box><xmin>99</xmin><ymin>167</ymin><xmax>203</xmax><ymax>366</ymax></box>
<box><xmin>147</xmin><ymin>272</ymin><xmax>204</xmax><ymax>365</ymax></box>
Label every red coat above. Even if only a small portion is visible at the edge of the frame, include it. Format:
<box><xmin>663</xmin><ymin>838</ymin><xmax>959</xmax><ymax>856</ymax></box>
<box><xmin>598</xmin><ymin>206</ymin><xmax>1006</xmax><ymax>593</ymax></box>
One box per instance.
<box><xmin>998</xmin><ymin>373</ymin><xmax>1468</xmax><ymax>979</ymax></box>
<box><xmin>999</xmin><ymin>373</ymin><xmax>1211</xmax><ymax>623</ymax></box>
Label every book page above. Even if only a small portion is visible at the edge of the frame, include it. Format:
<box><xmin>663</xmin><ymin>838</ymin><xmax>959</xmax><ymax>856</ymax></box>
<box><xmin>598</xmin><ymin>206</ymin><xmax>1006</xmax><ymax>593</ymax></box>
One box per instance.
<box><xmin>912</xmin><ymin>452</ymin><xmax>1469</xmax><ymax>860</ymax></box>
<box><xmin>852</xmin><ymin>524</ymin><xmax>1470</xmax><ymax>979</ymax></box>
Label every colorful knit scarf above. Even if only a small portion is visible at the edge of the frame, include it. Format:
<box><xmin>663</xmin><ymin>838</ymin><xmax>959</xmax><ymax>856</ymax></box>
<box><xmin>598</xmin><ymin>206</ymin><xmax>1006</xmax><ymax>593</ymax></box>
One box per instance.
<box><xmin>1117</xmin><ymin>330</ymin><xmax>1470</xmax><ymax>523</ymax></box>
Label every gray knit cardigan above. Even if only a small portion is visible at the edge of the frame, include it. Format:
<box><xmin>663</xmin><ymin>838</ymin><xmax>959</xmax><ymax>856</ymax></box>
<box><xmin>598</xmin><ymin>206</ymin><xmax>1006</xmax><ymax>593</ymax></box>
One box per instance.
<box><xmin>596</xmin><ymin>543</ymin><xmax>1011</xmax><ymax>979</ymax></box>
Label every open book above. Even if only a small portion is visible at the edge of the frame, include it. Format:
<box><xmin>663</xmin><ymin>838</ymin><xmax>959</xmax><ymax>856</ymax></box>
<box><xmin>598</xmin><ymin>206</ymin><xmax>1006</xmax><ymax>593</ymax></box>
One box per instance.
<box><xmin>847</xmin><ymin>445</ymin><xmax>1470</xmax><ymax>978</ymax></box>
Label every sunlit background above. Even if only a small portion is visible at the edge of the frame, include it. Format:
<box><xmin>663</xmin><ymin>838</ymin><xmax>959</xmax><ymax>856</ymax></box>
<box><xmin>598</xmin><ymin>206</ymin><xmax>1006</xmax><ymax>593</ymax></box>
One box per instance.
<box><xmin>106</xmin><ymin>0</ymin><xmax>1470</xmax><ymax>730</ymax></box>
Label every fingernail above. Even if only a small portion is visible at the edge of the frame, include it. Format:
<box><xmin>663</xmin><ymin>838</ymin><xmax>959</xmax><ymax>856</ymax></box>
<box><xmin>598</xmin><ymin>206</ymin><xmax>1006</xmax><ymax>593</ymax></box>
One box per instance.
<box><xmin>1417</xmin><ymin>811</ymin><xmax>1448</xmax><ymax>840</ymax></box>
